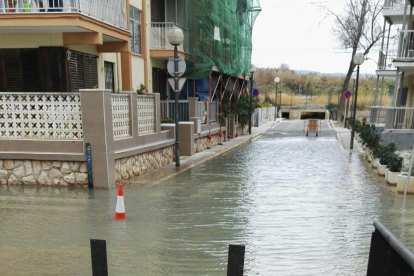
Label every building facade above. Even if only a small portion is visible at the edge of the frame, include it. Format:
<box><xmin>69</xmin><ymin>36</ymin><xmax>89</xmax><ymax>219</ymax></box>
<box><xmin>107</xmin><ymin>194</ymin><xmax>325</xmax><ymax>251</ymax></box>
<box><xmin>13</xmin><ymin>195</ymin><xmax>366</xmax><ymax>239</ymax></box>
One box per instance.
<box><xmin>371</xmin><ymin>0</ymin><xmax>414</xmax><ymax>145</ymax></box>
<box><xmin>0</xmin><ymin>0</ymin><xmax>262</xmax><ymax>188</ymax></box>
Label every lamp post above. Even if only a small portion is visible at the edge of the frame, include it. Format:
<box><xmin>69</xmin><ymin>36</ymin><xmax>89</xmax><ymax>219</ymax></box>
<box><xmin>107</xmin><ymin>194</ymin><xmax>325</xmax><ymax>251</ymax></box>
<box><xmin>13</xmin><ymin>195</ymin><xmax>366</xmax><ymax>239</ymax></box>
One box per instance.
<box><xmin>167</xmin><ymin>27</ymin><xmax>184</xmax><ymax>167</ymax></box>
<box><xmin>274</xmin><ymin>77</ymin><xmax>280</xmax><ymax>120</ymax></box>
<box><xmin>249</xmin><ymin>64</ymin><xmax>256</xmax><ymax>135</ymax></box>
<box><xmin>350</xmin><ymin>53</ymin><xmax>365</xmax><ymax>150</ymax></box>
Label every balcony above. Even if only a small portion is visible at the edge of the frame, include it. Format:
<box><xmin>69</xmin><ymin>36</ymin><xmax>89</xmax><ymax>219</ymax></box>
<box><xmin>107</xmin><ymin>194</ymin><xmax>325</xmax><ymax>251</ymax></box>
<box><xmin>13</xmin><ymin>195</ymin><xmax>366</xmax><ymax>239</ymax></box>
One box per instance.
<box><xmin>383</xmin><ymin>0</ymin><xmax>407</xmax><ymax>24</ymax></box>
<box><xmin>150</xmin><ymin>22</ymin><xmax>188</xmax><ymax>59</ymax></box>
<box><xmin>371</xmin><ymin>106</ymin><xmax>414</xmax><ymax>129</ymax></box>
<box><xmin>377</xmin><ymin>50</ymin><xmax>397</xmax><ymax>76</ymax></box>
<box><xmin>393</xmin><ymin>30</ymin><xmax>414</xmax><ymax>72</ymax></box>
<box><xmin>0</xmin><ymin>0</ymin><xmax>127</xmax><ymax>29</ymax></box>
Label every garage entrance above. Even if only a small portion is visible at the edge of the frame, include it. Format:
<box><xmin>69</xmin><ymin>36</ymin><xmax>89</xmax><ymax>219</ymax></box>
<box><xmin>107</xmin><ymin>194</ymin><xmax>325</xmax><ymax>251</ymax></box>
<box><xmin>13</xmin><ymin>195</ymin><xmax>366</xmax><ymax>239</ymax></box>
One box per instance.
<box><xmin>300</xmin><ymin>112</ymin><xmax>326</xmax><ymax>120</ymax></box>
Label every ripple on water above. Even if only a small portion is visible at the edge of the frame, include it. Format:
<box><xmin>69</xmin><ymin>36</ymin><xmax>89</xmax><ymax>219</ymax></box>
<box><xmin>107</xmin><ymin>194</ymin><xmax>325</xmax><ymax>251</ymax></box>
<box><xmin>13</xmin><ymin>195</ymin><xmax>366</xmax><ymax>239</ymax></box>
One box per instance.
<box><xmin>1</xmin><ymin>137</ymin><xmax>414</xmax><ymax>275</ymax></box>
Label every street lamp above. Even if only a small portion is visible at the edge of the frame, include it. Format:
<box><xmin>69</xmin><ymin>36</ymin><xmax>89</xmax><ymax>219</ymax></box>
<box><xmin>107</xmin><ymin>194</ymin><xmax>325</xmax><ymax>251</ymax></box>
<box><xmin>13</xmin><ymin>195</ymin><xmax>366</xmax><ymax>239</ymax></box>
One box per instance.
<box><xmin>350</xmin><ymin>53</ymin><xmax>365</xmax><ymax>150</ymax></box>
<box><xmin>274</xmin><ymin>77</ymin><xmax>280</xmax><ymax>120</ymax></box>
<box><xmin>249</xmin><ymin>64</ymin><xmax>257</xmax><ymax>135</ymax></box>
<box><xmin>167</xmin><ymin>27</ymin><xmax>184</xmax><ymax>167</ymax></box>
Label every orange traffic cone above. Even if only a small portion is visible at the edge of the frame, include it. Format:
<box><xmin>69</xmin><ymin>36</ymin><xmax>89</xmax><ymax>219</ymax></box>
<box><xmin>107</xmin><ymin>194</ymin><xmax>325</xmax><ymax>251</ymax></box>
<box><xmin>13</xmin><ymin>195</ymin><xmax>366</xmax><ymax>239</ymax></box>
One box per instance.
<box><xmin>114</xmin><ymin>184</ymin><xmax>126</xmax><ymax>220</ymax></box>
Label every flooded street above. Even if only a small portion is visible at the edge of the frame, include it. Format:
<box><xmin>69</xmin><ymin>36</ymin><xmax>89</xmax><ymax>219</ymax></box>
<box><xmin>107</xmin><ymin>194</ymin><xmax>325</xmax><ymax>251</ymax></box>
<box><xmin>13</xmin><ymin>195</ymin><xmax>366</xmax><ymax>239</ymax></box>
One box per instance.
<box><xmin>1</xmin><ymin>120</ymin><xmax>414</xmax><ymax>276</ymax></box>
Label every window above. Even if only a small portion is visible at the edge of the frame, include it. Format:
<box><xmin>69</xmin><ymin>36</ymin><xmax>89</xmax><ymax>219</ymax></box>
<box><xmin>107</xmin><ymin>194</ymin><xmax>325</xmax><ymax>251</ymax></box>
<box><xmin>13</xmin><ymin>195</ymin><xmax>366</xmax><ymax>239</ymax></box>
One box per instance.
<box><xmin>130</xmin><ymin>7</ymin><xmax>142</xmax><ymax>55</ymax></box>
<box><xmin>104</xmin><ymin>62</ymin><xmax>115</xmax><ymax>93</ymax></box>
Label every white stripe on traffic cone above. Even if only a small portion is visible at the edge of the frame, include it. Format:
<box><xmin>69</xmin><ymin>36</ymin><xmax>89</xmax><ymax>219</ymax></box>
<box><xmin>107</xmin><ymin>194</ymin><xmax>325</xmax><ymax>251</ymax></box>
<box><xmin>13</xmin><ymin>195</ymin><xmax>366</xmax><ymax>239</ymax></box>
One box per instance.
<box><xmin>114</xmin><ymin>184</ymin><xmax>126</xmax><ymax>220</ymax></box>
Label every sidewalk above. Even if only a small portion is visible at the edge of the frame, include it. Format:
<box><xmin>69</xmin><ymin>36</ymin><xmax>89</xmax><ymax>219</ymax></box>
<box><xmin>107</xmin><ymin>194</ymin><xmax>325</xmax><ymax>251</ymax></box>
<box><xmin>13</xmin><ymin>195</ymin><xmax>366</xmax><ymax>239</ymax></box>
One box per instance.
<box><xmin>125</xmin><ymin>120</ymin><xmax>280</xmax><ymax>186</ymax></box>
<box><xmin>332</xmin><ymin>121</ymin><xmax>364</xmax><ymax>153</ymax></box>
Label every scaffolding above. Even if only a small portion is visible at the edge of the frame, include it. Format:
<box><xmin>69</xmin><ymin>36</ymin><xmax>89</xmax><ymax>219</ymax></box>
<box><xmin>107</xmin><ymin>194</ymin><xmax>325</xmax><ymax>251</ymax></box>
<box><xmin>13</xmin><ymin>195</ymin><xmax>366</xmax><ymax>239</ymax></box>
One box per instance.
<box><xmin>184</xmin><ymin>0</ymin><xmax>261</xmax><ymax>79</ymax></box>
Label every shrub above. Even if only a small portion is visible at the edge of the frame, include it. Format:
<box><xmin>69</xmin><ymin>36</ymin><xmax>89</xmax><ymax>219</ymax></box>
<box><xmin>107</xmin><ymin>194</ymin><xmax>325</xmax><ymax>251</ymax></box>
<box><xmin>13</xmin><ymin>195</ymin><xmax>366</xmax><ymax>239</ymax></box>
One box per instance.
<box><xmin>387</xmin><ymin>155</ymin><xmax>403</xmax><ymax>173</ymax></box>
<box><xmin>378</xmin><ymin>143</ymin><xmax>397</xmax><ymax>165</ymax></box>
<box><xmin>161</xmin><ymin>117</ymin><xmax>174</xmax><ymax>124</ymax></box>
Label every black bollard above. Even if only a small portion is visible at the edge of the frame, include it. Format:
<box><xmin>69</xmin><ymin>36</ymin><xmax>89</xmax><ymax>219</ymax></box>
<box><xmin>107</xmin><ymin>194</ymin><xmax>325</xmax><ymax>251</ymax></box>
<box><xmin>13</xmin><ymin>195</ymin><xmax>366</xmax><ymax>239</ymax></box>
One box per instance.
<box><xmin>227</xmin><ymin>244</ymin><xmax>245</xmax><ymax>276</ymax></box>
<box><xmin>90</xmin><ymin>239</ymin><xmax>108</xmax><ymax>276</ymax></box>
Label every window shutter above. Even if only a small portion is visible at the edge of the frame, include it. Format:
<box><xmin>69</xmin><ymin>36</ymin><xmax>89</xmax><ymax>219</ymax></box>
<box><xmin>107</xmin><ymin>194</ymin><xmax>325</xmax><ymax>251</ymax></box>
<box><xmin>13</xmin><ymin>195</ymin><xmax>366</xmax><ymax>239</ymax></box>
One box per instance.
<box><xmin>21</xmin><ymin>49</ymin><xmax>41</xmax><ymax>92</ymax></box>
<box><xmin>83</xmin><ymin>54</ymin><xmax>92</xmax><ymax>88</ymax></box>
<box><xmin>69</xmin><ymin>51</ymin><xmax>98</xmax><ymax>91</ymax></box>
<box><xmin>3</xmin><ymin>49</ymin><xmax>22</xmax><ymax>92</ymax></box>
<box><xmin>68</xmin><ymin>51</ymin><xmax>78</xmax><ymax>91</ymax></box>
<box><xmin>76</xmin><ymin>52</ymin><xmax>85</xmax><ymax>89</ymax></box>
<box><xmin>90</xmin><ymin>55</ymin><xmax>98</xmax><ymax>88</ymax></box>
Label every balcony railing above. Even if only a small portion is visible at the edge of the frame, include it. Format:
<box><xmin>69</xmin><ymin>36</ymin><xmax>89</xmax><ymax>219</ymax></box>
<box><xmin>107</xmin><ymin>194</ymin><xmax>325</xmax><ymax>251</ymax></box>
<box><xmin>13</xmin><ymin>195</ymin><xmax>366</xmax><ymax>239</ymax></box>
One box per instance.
<box><xmin>397</xmin><ymin>30</ymin><xmax>414</xmax><ymax>60</ymax></box>
<box><xmin>383</xmin><ymin>0</ymin><xmax>405</xmax><ymax>10</ymax></box>
<box><xmin>371</xmin><ymin>106</ymin><xmax>414</xmax><ymax>129</ymax></box>
<box><xmin>150</xmin><ymin>22</ymin><xmax>187</xmax><ymax>52</ymax></box>
<box><xmin>378</xmin><ymin>50</ymin><xmax>397</xmax><ymax>71</ymax></box>
<box><xmin>0</xmin><ymin>0</ymin><xmax>127</xmax><ymax>29</ymax></box>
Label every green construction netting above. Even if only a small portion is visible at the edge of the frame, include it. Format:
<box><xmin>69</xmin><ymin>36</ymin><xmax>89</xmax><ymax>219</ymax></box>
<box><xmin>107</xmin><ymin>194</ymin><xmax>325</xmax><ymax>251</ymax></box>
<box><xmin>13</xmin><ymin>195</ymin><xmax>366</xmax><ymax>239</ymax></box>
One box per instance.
<box><xmin>184</xmin><ymin>0</ymin><xmax>261</xmax><ymax>79</ymax></box>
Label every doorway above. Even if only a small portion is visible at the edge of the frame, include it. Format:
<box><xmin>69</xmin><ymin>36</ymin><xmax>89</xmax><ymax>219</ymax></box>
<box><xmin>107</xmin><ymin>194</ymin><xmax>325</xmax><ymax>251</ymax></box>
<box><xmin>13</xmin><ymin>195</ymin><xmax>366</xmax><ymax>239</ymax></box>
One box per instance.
<box><xmin>104</xmin><ymin>62</ymin><xmax>115</xmax><ymax>93</ymax></box>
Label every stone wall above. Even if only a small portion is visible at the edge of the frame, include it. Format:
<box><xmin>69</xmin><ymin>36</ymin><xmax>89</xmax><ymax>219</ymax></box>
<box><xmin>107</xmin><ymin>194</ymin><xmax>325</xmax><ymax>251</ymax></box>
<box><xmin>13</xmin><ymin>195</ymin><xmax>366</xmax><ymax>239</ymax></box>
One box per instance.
<box><xmin>0</xmin><ymin>160</ymin><xmax>88</xmax><ymax>186</ymax></box>
<box><xmin>237</xmin><ymin>124</ymin><xmax>249</xmax><ymax>135</ymax></box>
<box><xmin>115</xmin><ymin>146</ymin><xmax>174</xmax><ymax>182</ymax></box>
<box><xmin>194</xmin><ymin>134</ymin><xmax>221</xmax><ymax>153</ymax></box>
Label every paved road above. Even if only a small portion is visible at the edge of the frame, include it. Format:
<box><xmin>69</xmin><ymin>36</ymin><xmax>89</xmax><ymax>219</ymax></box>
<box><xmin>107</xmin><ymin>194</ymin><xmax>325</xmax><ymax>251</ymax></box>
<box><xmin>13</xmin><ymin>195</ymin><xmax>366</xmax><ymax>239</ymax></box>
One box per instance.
<box><xmin>264</xmin><ymin>119</ymin><xmax>336</xmax><ymax>139</ymax></box>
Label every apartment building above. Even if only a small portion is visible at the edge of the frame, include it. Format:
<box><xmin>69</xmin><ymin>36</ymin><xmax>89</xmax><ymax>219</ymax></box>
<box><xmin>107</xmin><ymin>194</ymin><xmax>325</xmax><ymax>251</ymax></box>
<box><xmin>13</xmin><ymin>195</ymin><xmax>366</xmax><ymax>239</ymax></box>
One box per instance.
<box><xmin>371</xmin><ymin>0</ymin><xmax>414</xmax><ymax>147</ymax></box>
<box><xmin>0</xmin><ymin>0</ymin><xmax>261</xmax><ymax>188</ymax></box>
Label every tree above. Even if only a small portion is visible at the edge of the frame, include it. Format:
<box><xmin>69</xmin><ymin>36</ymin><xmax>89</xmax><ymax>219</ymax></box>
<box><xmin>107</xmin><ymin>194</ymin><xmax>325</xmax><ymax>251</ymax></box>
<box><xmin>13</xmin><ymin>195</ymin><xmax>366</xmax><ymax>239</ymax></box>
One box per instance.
<box><xmin>323</xmin><ymin>0</ymin><xmax>384</xmax><ymax>121</ymax></box>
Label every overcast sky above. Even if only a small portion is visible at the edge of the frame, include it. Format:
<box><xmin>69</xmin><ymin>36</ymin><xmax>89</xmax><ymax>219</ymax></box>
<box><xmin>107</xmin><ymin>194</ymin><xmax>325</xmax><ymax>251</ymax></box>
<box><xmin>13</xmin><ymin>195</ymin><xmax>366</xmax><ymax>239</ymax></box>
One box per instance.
<box><xmin>251</xmin><ymin>0</ymin><xmax>379</xmax><ymax>74</ymax></box>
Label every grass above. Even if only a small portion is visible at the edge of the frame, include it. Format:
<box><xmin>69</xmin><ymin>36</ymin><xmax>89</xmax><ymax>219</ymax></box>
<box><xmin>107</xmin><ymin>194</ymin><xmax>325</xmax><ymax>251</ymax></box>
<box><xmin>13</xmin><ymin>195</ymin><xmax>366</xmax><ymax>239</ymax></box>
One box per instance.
<box><xmin>259</xmin><ymin>92</ymin><xmax>392</xmax><ymax>110</ymax></box>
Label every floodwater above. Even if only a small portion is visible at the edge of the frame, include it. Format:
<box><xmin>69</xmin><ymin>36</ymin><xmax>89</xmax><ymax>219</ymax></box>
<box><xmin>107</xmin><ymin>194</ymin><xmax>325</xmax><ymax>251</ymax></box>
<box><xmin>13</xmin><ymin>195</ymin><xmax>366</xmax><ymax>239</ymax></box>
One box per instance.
<box><xmin>1</xmin><ymin>120</ymin><xmax>414</xmax><ymax>276</ymax></box>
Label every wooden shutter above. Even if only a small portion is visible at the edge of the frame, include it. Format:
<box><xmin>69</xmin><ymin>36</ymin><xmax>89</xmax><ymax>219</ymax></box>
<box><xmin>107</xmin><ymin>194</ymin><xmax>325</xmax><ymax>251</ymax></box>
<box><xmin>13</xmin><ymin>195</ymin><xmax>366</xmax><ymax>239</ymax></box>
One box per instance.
<box><xmin>68</xmin><ymin>51</ymin><xmax>78</xmax><ymax>91</ymax></box>
<box><xmin>38</xmin><ymin>47</ymin><xmax>69</xmax><ymax>92</ymax></box>
<box><xmin>21</xmin><ymin>49</ymin><xmax>41</xmax><ymax>92</ymax></box>
<box><xmin>2</xmin><ymin>49</ymin><xmax>22</xmax><ymax>92</ymax></box>
<box><xmin>0</xmin><ymin>51</ymin><xmax>5</xmax><ymax>92</ymax></box>
<box><xmin>69</xmin><ymin>51</ymin><xmax>98</xmax><ymax>91</ymax></box>
<box><xmin>89</xmin><ymin>55</ymin><xmax>98</xmax><ymax>88</ymax></box>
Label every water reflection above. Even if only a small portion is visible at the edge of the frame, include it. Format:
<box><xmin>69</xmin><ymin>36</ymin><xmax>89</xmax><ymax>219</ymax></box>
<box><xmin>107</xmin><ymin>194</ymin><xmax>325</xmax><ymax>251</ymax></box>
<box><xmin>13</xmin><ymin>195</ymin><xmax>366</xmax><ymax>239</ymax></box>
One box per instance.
<box><xmin>0</xmin><ymin>135</ymin><xmax>414</xmax><ymax>275</ymax></box>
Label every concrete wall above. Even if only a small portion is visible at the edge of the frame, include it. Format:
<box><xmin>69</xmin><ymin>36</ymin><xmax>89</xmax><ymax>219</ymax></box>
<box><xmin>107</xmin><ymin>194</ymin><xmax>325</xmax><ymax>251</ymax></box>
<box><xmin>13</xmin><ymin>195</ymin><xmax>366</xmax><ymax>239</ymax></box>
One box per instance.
<box><xmin>0</xmin><ymin>90</ymin><xmax>175</xmax><ymax>189</ymax></box>
<box><xmin>381</xmin><ymin>130</ymin><xmax>414</xmax><ymax>151</ymax></box>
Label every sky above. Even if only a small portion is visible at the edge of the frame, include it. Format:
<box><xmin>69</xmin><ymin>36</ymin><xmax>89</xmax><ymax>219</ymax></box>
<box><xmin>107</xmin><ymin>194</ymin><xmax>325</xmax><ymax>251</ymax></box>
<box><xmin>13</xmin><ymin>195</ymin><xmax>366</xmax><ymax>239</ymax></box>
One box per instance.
<box><xmin>251</xmin><ymin>0</ymin><xmax>379</xmax><ymax>75</ymax></box>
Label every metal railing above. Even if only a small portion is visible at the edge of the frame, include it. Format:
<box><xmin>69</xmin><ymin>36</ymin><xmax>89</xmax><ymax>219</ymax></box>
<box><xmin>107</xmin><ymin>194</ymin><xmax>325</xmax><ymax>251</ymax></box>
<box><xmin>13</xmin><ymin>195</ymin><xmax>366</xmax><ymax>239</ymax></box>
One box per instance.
<box><xmin>0</xmin><ymin>0</ymin><xmax>127</xmax><ymax>29</ymax></box>
<box><xmin>90</xmin><ymin>239</ymin><xmax>246</xmax><ymax>276</ymax></box>
<box><xmin>160</xmin><ymin>100</ymin><xmax>189</xmax><ymax>122</ymax></box>
<box><xmin>367</xmin><ymin>221</ymin><xmax>414</xmax><ymax>275</ymax></box>
<box><xmin>371</xmin><ymin>106</ymin><xmax>414</xmax><ymax>129</ymax></box>
<box><xmin>398</xmin><ymin>30</ymin><xmax>414</xmax><ymax>60</ymax></box>
<box><xmin>378</xmin><ymin>50</ymin><xmax>397</xmax><ymax>71</ymax></box>
<box><xmin>370</xmin><ymin>106</ymin><xmax>388</xmax><ymax>125</ymax></box>
<box><xmin>383</xmin><ymin>0</ymin><xmax>406</xmax><ymax>10</ymax></box>
<box><xmin>150</xmin><ymin>22</ymin><xmax>187</xmax><ymax>52</ymax></box>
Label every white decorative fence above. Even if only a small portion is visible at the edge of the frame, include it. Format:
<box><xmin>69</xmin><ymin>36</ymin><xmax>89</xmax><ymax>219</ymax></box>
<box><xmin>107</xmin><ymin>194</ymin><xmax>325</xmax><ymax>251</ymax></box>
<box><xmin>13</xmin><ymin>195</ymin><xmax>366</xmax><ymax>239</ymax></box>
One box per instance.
<box><xmin>137</xmin><ymin>95</ymin><xmax>156</xmax><ymax>135</ymax></box>
<box><xmin>0</xmin><ymin>93</ymin><xmax>83</xmax><ymax>139</ymax></box>
<box><xmin>0</xmin><ymin>0</ymin><xmax>127</xmax><ymax>29</ymax></box>
<box><xmin>112</xmin><ymin>94</ymin><xmax>131</xmax><ymax>139</ymax></box>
